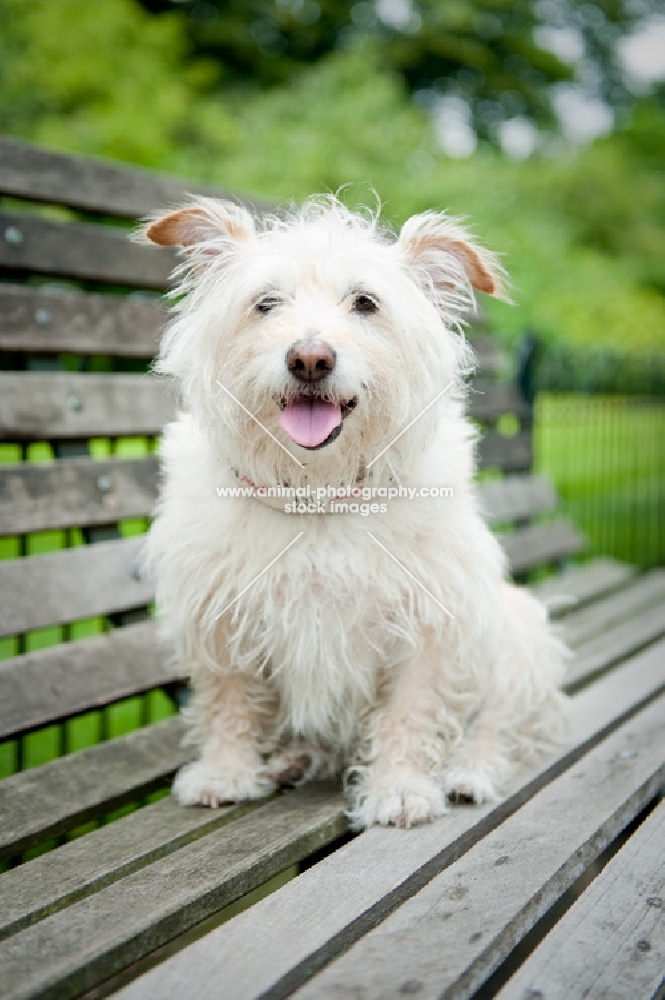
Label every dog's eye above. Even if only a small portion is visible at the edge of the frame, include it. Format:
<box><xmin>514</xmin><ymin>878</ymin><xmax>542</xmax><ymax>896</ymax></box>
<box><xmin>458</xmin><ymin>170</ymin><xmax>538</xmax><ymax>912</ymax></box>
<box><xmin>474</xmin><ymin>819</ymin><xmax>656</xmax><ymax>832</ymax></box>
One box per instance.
<box><xmin>352</xmin><ymin>293</ymin><xmax>378</xmax><ymax>315</ymax></box>
<box><xmin>255</xmin><ymin>296</ymin><xmax>282</xmax><ymax>315</ymax></box>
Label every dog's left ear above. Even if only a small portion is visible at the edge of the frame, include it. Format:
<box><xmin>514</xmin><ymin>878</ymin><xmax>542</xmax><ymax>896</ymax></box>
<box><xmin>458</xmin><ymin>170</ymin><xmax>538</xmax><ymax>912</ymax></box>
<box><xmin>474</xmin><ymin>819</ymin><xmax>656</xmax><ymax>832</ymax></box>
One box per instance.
<box><xmin>143</xmin><ymin>198</ymin><xmax>255</xmax><ymax>252</ymax></box>
<box><xmin>398</xmin><ymin>212</ymin><xmax>506</xmax><ymax>299</ymax></box>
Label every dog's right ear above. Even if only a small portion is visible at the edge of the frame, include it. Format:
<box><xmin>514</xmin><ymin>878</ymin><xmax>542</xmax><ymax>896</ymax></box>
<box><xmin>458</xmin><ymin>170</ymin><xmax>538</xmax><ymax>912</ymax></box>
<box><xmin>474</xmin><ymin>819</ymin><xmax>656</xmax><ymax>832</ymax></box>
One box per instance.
<box><xmin>143</xmin><ymin>198</ymin><xmax>255</xmax><ymax>254</ymax></box>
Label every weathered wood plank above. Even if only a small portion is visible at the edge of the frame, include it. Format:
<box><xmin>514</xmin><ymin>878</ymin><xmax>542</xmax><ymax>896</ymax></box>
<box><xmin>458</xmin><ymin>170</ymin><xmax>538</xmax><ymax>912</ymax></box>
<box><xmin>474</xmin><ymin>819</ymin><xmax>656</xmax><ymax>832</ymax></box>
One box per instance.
<box><xmin>291</xmin><ymin>697</ymin><xmax>665</xmax><ymax>1000</ymax></box>
<box><xmin>0</xmin><ymin>372</ymin><xmax>174</xmax><ymax>441</ymax></box>
<box><xmin>0</xmin><ymin>136</ymin><xmax>270</xmax><ymax>218</ymax></box>
<box><xmin>0</xmin><ymin>536</ymin><xmax>152</xmax><ymax>637</ymax></box>
<box><xmin>531</xmin><ymin>557</ymin><xmax>636</xmax><ymax>615</ymax></box>
<box><xmin>0</xmin><ymin>796</ymin><xmax>255</xmax><ymax>940</ymax></box>
<box><xmin>0</xmin><ymin>211</ymin><xmax>175</xmax><ymax>288</ymax></box>
<box><xmin>112</xmin><ymin>639</ymin><xmax>665</xmax><ymax>1000</ymax></box>
<box><xmin>477</xmin><ymin>429</ymin><xmax>532</xmax><ymax>472</ymax></box>
<box><xmin>498</xmin><ymin>800</ymin><xmax>665</xmax><ymax>1000</ymax></box>
<box><xmin>566</xmin><ymin>602</ymin><xmax>665</xmax><ymax>692</ymax></box>
<box><xmin>0</xmin><ymin>620</ymin><xmax>176</xmax><ymax>740</ymax></box>
<box><xmin>0</xmin><ymin>716</ymin><xmax>188</xmax><ymax>859</ymax></box>
<box><xmin>477</xmin><ymin>474</ymin><xmax>556</xmax><ymax>526</ymax></box>
<box><xmin>0</xmin><ymin>455</ymin><xmax>159</xmax><ymax>535</ymax></box>
<box><xmin>467</xmin><ymin>380</ymin><xmax>530</xmax><ymax>421</ymax></box>
<box><xmin>561</xmin><ymin>569</ymin><xmax>665</xmax><ymax>649</ymax></box>
<box><xmin>0</xmin><ymin>285</ymin><xmax>165</xmax><ymax>356</ymax></box>
<box><xmin>0</xmin><ymin>783</ymin><xmax>347</xmax><ymax>1000</ymax></box>
<box><xmin>501</xmin><ymin>519</ymin><xmax>586</xmax><ymax>575</ymax></box>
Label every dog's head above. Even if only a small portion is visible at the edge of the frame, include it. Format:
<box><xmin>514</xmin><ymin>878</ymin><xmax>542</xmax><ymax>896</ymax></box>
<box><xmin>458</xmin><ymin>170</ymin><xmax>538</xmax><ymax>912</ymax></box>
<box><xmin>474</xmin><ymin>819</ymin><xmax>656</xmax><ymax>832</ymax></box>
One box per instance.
<box><xmin>145</xmin><ymin>197</ymin><xmax>505</xmax><ymax>484</ymax></box>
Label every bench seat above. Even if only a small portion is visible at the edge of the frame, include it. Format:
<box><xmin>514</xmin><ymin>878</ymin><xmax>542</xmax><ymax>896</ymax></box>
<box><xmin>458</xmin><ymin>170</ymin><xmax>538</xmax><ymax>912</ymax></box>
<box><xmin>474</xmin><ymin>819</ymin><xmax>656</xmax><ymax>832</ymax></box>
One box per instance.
<box><xmin>1</xmin><ymin>137</ymin><xmax>662</xmax><ymax>1000</ymax></box>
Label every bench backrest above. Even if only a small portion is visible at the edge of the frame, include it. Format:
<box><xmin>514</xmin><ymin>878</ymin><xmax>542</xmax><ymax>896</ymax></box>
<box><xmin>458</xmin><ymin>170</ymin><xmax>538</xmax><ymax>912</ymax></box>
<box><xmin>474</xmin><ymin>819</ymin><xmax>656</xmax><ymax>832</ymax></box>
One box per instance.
<box><xmin>0</xmin><ymin>136</ymin><xmax>581</xmax><ymax>772</ymax></box>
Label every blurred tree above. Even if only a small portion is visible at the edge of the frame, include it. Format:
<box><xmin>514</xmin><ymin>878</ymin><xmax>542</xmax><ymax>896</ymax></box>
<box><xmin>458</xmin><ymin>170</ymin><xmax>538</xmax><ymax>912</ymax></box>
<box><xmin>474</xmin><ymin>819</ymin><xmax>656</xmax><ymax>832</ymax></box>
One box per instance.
<box><xmin>134</xmin><ymin>0</ymin><xmax>662</xmax><ymax>142</ymax></box>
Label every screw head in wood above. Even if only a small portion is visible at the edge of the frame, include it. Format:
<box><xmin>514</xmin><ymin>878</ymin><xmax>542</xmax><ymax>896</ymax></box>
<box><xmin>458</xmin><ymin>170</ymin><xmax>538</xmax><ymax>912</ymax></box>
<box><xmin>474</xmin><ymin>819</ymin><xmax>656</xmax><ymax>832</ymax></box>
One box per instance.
<box><xmin>66</xmin><ymin>392</ymin><xmax>84</xmax><ymax>412</ymax></box>
<box><xmin>35</xmin><ymin>308</ymin><xmax>53</xmax><ymax>326</ymax></box>
<box><xmin>4</xmin><ymin>225</ymin><xmax>24</xmax><ymax>247</ymax></box>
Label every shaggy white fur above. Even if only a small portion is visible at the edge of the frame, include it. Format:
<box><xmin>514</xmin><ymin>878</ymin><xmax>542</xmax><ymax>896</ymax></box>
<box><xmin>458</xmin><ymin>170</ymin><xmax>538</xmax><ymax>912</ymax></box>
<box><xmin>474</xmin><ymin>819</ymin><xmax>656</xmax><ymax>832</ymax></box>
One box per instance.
<box><xmin>142</xmin><ymin>196</ymin><xmax>569</xmax><ymax>830</ymax></box>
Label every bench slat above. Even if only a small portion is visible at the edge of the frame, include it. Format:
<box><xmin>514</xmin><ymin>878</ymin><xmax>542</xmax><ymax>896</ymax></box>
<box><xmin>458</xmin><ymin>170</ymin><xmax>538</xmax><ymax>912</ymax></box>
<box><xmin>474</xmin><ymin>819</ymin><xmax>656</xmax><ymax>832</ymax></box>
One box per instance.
<box><xmin>1</xmin><ymin>783</ymin><xmax>347</xmax><ymax>1000</ymax></box>
<box><xmin>0</xmin><ymin>463</ymin><xmax>554</xmax><ymax>539</ymax></box>
<box><xmin>290</xmin><ymin>696</ymin><xmax>665</xmax><ymax>1000</ymax></box>
<box><xmin>531</xmin><ymin>556</ymin><xmax>636</xmax><ymax>613</ymax></box>
<box><xmin>477</xmin><ymin>429</ymin><xmax>532</xmax><ymax>472</ymax></box>
<box><xmin>498</xmin><ymin>799</ymin><xmax>664</xmax><ymax>1000</ymax></box>
<box><xmin>501</xmin><ymin>518</ymin><xmax>586</xmax><ymax>575</ymax></box>
<box><xmin>0</xmin><ymin>285</ymin><xmax>164</xmax><ymax>357</ymax></box>
<box><xmin>112</xmin><ymin>639</ymin><xmax>665</xmax><ymax>1000</ymax></box>
<box><xmin>561</xmin><ymin>569</ymin><xmax>665</xmax><ymax>649</ymax></box>
<box><xmin>0</xmin><ymin>136</ymin><xmax>267</xmax><ymax>218</ymax></box>
<box><xmin>0</xmin><ymin>372</ymin><xmax>521</xmax><ymax>443</ymax></box>
<box><xmin>566</xmin><ymin>601</ymin><xmax>665</xmax><ymax>693</ymax></box>
<box><xmin>0</xmin><ymin>537</ymin><xmax>151</xmax><ymax>636</ymax></box>
<box><xmin>0</xmin><ymin>620</ymin><xmax>176</xmax><ymax>740</ymax></box>
<box><xmin>0</xmin><ymin>796</ymin><xmax>254</xmax><ymax>940</ymax></box>
<box><xmin>0</xmin><ymin>372</ymin><xmax>174</xmax><ymax>441</ymax></box>
<box><xmin>0</xmin><ymin>716</ymin><xmax>188</xmax><ymax>859</ymax></box>
<box><xmin>468</xmin><ymin>379</ymin><xmax>530</xmax><ymax>420</ymax></box>
<box><xmin>477</xmin><ymin>474</ymin><xmax>556</xmax><ymax>525</ymax></box>
<box><xmin>0</xmin><ymin>456</ymin><xmax>158</xmax><ymax>536</ymax></box>
<box><xmin>0</xmin><ymin>211</ymin><xmax>175</xmax><ymax>288</ymax></box>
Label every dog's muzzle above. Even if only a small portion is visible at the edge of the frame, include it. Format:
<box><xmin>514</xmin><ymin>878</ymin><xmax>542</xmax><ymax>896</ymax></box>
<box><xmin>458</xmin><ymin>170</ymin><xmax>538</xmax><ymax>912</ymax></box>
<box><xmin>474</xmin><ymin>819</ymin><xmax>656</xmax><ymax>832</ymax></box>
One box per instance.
<box><xmin>279</xmin><ymin>339</ymin><xmax>357</xmax><ymax>449</ymax></box>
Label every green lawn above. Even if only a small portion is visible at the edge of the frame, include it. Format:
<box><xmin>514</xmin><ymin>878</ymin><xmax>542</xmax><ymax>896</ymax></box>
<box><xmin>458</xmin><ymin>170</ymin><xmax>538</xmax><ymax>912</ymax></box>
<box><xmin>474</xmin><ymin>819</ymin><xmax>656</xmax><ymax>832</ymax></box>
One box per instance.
<box><xmin>535</xmin><ymin>394</ymin><xmax>665</xmax><ymax>569</ymax></box>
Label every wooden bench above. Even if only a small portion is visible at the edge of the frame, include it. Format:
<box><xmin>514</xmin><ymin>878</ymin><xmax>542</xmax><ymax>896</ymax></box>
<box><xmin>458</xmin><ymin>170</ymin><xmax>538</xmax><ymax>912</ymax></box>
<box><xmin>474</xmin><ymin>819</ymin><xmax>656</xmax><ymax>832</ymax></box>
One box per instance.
<box><xmin>0</xmin><ymin>137</ymin><xmax>663</xmax><ymax>1000</ymax></box>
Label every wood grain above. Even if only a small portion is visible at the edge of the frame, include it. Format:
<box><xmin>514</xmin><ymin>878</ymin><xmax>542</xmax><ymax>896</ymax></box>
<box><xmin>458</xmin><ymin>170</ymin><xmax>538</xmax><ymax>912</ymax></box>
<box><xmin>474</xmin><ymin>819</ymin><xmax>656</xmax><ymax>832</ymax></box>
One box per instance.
<box><xmin>0</xmin><ymin>455</ymin><xmax>159</xmax><ymax>535</ymax></box>
<box><xmin>0</xmin><ymin>211</ymin><xmax>175</xmax><ymax>288</ymax></box>
<box><xmin>293</xmin><ymin>696</ymin><xmax>665</xmax><ymax>1000</ymax></box>
<box><xmin>0</xmin><ymin>716</ymin><xmax>188</xmax><ymax>859</ymax></box>
<box><xmin>498</xmin><ymin>800</ymin><xmax>665</xmax><ymax>1000</ymax></box>
<box><xmin>0</xmin><ymin>284</ymin><xmax>165</xmax><ymax>357</ymax></box>
<box><xmin>531</xmin><ymin>557</ymin><xmax>636</xmax><ymax>614</ymax></box>
<box><xmin>0</xmin><ymin>783</ymin><xmax>347</xmax><ymax>1000</ymax></box>
<box><xmin>0</xmin><ymin>372</ymin><xmax>175</xmax><ymax>441</ymax></box>
<box><xmin>0</xmin><ymin>136</ymin><xmax>272</xmax><ymax>218</ymax></box>
<box><xmin>112</xmin><ymin>640</ymin><xmax>665</xmax><ymax>1000</ymax></box>
<box><xmin>0</xmin><ymin>536</ymin><xmax>153</xmax><ymax>636</ymax></box>
<box><xmin>0</xmin><ymin>620</ymin><xmax>176</xmax><ymax>740</ymax></box>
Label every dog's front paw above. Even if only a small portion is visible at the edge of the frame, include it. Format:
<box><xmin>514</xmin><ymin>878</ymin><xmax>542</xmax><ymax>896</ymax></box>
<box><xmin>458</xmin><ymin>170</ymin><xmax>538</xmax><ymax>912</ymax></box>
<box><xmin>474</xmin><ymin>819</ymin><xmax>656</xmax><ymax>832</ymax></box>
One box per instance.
<box><xmin>349</xmin><ymin>772</ymin><xmax>447</xmax><ymax>830</ymax></box>
<box><xmin>173</xmin><ymin>758</ymin><xmax>275</xmax><ymax>809</ymax></box>
<box><xmin>443</xmin><ymin>764</ymin><xmax>500</xmax><ymax>806</ymax></box>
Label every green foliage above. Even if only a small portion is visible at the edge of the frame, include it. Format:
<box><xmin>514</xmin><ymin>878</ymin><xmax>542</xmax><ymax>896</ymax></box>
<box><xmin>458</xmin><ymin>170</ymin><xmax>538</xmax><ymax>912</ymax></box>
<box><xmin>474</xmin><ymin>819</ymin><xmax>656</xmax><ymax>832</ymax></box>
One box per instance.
<box><xmin>0</xmin><ymin>0</ymin><xmax>233</xmax><ymax>168</ymax></box>
<box><xmin>0</xmin><ymin>0</ymin><xmax>663</xmax><ymax>356</ymax></box>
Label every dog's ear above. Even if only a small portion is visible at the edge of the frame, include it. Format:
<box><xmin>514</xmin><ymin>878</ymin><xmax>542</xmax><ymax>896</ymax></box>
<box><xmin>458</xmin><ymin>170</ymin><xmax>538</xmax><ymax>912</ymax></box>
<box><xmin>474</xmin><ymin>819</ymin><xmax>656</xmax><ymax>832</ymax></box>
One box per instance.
<box><xmin>398</xmin><ymin>212</ymin><xmax>506</xmax><ymax>299</ymax></box>
<box><xmin>143</xmin><ymin>198</ymin><xmax>255</xmax><ymax>252</ymax></box>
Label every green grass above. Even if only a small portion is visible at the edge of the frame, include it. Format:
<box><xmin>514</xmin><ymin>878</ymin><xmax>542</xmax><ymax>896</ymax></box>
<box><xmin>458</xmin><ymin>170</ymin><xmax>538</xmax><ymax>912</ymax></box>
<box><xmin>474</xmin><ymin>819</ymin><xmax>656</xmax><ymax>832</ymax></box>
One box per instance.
<box><xmin>536</xmin><ymin>393</ymin><xmax>665</xmax><ymax>569</ymax></box>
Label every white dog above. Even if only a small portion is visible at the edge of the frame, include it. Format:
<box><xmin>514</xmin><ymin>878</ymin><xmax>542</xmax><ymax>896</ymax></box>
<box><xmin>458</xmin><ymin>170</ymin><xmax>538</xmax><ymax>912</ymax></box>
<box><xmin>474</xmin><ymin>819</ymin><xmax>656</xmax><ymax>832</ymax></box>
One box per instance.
<box><xmin>143</xmin><ymin>196</ymin><xmax>568</xmax><ymax>830</ymax></box>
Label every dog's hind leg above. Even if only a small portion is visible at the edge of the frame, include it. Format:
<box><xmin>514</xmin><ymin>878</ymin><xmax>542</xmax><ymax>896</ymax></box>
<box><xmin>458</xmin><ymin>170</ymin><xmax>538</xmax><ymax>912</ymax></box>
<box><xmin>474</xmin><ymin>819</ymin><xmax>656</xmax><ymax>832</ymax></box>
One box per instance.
<box><xmin>267</xmin><ymin>740</ymin><xmax>342</xmax><ymax>788</ymax></box>
<box><xmin>442</xmin><ymin>584</ymin><xmax>569</xmax><ymax>805</ymax></box>
<box><xmin>173</xmin><ymin>667</ymin><xmax>279</xmax><ymax>809</ymax></box>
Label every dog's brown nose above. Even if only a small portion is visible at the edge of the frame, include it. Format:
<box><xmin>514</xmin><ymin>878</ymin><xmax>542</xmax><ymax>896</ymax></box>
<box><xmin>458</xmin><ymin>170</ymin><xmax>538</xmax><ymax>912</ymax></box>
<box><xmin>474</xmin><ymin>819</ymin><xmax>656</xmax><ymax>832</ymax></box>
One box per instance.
<box><xmin>286</xmin><ymin>340</ymin><xmax>336</xmax><ymax>382</ymax></box>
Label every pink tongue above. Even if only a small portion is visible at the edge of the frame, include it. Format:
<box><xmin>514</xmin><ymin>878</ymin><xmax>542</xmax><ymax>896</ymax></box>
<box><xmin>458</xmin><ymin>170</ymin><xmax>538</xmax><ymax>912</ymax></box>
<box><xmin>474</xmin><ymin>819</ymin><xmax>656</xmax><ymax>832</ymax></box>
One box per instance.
<box><xmin>280</xmin><ymin>398</ymin><xmax>342</xmax><ymax>448</ymax></box>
